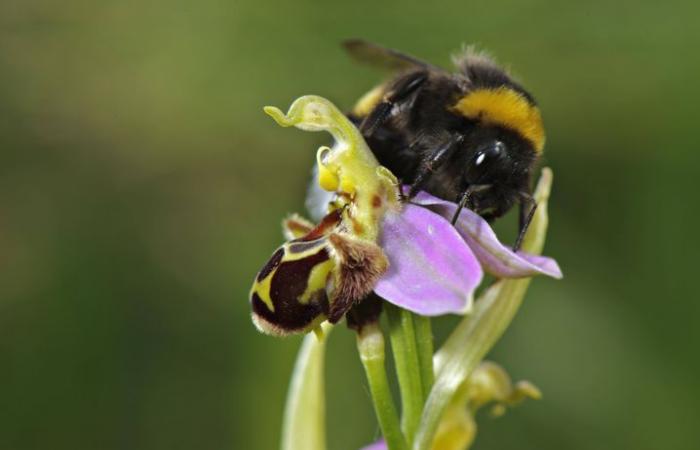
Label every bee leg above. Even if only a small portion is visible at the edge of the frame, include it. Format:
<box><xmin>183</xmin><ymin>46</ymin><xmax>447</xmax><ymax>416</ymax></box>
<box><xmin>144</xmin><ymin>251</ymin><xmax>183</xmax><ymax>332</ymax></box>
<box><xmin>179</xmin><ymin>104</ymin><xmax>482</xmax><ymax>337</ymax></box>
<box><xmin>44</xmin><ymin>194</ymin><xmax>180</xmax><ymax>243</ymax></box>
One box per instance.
<box><xmin>513</xmin><ymin>193</ymin><xmax>538</xmax><ymax>252</ymax></box>
<box><xmin>397</xmin><ymin>180</ymin><xmax>409</xmax><ymax>201</ymax></box>
<box><xmin>451</xmin><ymin>184</ymin><xmax>492</xmax><ymax>225</ymax></box>
<box><xmin>360</xmin><ymin>71</ymin><xmax>428</xmax><ymax>136</ymax></box>
<box><xmin>406</xmin><ymin>135</ymin><xmax>465</xmax><ymax>200</ymax></box>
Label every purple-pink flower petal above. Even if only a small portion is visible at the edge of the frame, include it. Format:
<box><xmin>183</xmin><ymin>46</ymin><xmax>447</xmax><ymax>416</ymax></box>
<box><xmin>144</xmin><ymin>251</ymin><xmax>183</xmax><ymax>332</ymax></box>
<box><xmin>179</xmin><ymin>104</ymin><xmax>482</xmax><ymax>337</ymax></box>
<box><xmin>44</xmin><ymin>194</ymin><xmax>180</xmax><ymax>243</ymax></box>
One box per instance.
<box><xmin>411</xmin><ymin>190</ymin><xmax>563</xmax><ymax>280</ymax></box>
<box><xmin>361</xmin><ymin>439</ymin><xmax>387</xmax><ymax>450</ymax></box>
<box><xmin>374</xmin><ymin>204</ymin><xmax>483</xmax><ymax>316</ymax></box>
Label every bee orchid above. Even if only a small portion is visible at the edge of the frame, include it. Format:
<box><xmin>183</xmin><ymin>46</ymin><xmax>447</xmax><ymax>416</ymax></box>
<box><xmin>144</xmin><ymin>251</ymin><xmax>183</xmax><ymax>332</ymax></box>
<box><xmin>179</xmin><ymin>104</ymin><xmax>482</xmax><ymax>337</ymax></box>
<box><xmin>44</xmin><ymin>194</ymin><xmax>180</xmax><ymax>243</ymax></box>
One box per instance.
<box><xmin>249</xmin><ymin>95</ymin><xmax>560</xmax><ymax>336</ymax></box>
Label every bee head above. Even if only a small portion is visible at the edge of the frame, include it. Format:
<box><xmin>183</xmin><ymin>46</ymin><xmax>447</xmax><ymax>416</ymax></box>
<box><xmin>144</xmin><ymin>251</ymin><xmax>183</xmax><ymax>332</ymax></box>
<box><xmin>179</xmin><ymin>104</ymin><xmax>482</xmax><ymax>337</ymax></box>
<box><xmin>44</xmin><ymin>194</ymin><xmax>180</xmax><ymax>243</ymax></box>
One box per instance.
<box><xmin>447</xmin><ymin>124</ymin><xmax>538</xmax><ymax>217</ymax></box>
<box><xmin>459</xmin><ymin>124</ymin><xmax>537</xmax><ymax>188</ymax></box>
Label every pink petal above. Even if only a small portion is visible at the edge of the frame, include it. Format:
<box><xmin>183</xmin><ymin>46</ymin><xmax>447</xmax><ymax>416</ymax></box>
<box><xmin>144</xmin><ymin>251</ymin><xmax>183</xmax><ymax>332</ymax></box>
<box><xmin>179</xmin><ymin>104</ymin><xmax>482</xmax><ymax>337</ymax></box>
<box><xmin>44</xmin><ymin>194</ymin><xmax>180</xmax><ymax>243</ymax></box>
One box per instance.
<box><xmin>361</xmin><ymin>440</ymin><xmax>387</xmax><ymax>450</ymax></box>
<box><xmin>374</xmin><ymin>204</ymin><xmax>483</xmax><ymax>316</ymax></box>
<box><xmin>411</xmin><ymin>191</ymin><xmax>563</xmax><ymax>279</ymax></box>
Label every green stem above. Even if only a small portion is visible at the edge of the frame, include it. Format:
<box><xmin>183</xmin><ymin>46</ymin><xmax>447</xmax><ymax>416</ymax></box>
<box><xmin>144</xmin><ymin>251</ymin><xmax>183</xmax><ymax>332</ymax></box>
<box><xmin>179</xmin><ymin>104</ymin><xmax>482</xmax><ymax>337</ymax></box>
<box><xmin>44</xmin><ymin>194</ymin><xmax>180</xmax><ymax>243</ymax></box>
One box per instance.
<box><xmin>357</xmin><ymin>322</ymin><xmax>407</xmax><ymax>450</ymax></box>
<box><xmin>412</xmin><ymin>314</ymin><xmax>434</xmax><ymax>400</ymax></box>
<box><xmin>386</xmin><ymin>304</ymin><xmax>424</xmax><ymax>444</ymax></box>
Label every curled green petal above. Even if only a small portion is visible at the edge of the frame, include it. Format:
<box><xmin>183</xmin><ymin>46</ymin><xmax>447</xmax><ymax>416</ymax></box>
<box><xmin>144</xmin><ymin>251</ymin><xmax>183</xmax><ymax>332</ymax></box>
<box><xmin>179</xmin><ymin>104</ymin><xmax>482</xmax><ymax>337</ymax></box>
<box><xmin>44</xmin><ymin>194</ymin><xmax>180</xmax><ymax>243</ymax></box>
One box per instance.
<box><xmin>431</xmin><ymin>402</ymin><xmax>475</xmax><ymax>450</ymax></box>
<box><xmin>468</xmin><ymin>361</ymin><xmax>513</xmax><ymax>411</ymax></box>
<box><xmin>413</xmin><ymin>168</ymin><xmax>554</xmax><ymax>450</ymax></box>
<box><xmin>509</xmin><ymin>380</ymin><xmax>543</xmax><ymax>404</ymax></box>
<box><xmin>427</xmin><ymin>361</ymin><xmax>541</xmax><ymax>450</ymax></box>
<box><xmin>281</xmin><ymin>322</ymin><xmax>332</xmax><ymax>450</ymax></box>
<box><xmin>468</xmin><ymin>361</ymin><xmax>541</xmax><ymax>417</ymax></box>
<box><xmin>263</xmin><ymin>96</ymin><xmax>357</xmax><ymax>144</ymax></box>
<box><xmin>264</xmin><ymin>95</ymin><xmax>399</xmax><ymax>241</ymax></box>
<box><xmin>263</xmin><ymin>96</ymin><xmax>377</xmax><ymax>187</ymax></box>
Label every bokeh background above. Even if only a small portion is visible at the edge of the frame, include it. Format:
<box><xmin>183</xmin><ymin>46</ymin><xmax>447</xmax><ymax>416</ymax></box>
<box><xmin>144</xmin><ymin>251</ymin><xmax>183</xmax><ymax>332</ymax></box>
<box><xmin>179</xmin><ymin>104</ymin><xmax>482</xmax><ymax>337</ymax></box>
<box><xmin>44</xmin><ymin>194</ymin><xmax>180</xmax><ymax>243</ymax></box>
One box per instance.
<box><xmin>2</xmin><ymin>1</ymin><xmax>699</xmax><ymax>449</ymax></box>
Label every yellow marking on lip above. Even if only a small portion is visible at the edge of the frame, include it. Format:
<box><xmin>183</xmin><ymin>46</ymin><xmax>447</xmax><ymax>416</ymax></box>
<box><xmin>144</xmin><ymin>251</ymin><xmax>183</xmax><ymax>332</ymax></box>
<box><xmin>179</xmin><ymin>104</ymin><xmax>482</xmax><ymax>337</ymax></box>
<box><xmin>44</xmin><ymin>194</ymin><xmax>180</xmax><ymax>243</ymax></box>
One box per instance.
<box><xmin>250</xmin><ymin>272</ymin><xmax>275</xmax><ymax>312</ymax></box>
<box><xmin>299</xmin><ymin>259</ymin><xmax>334</xmax><ymax>304</ymax></box>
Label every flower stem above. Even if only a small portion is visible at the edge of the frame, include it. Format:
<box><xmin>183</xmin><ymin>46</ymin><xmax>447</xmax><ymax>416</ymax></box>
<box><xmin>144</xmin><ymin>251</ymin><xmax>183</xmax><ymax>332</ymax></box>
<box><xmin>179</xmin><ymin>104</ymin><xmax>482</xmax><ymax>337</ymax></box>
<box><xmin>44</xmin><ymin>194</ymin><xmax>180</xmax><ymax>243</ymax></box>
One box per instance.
<box><xmin>412</xmin><ymin>314</ymin><xmax>434</xmax><ymax>400</ymax></box>
<box><xmin>357</xmin><ymin>322</ymin><xmax>407</xmax><ymax>450</ymax></box>
<box><xmin>386</xmin><ymin>304</ymin><xmax>424</xmax><ymax>445</ymax></box>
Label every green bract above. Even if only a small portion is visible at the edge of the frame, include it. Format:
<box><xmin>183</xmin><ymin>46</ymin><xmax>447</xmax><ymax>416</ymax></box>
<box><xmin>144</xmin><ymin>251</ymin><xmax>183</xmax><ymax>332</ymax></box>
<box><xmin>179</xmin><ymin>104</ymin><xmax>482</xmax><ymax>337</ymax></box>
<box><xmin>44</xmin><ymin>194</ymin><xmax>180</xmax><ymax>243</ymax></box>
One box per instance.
<box><xmin>281</xmin><ymin>323</ymin><xmax>332</xmax><ymax>450</ymax></box>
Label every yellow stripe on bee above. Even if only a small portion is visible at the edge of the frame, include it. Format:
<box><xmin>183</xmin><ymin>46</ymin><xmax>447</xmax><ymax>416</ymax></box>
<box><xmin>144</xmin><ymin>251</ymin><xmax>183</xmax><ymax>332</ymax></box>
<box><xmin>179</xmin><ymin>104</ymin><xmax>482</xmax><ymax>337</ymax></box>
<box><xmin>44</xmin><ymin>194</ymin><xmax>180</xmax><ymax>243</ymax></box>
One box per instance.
<box><xmin>352</xmin><ymin>84</ymin><xmax>386</xmax><ymax>117</ymax></box>
<box><xmin>452</xmin><ymin>87</ymin><xmax>545</xmax><ymax>153</ymax></box>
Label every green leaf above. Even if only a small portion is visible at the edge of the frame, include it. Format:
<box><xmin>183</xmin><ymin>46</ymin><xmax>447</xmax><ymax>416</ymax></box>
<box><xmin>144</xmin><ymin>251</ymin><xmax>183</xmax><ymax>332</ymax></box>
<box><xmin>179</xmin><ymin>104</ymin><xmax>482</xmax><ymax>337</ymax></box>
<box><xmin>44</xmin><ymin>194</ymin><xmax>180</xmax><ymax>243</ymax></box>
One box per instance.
<box><xmin>281</xmin><ymin>323</ymin><xmax>332</xmax><ymax>450</ymax></box>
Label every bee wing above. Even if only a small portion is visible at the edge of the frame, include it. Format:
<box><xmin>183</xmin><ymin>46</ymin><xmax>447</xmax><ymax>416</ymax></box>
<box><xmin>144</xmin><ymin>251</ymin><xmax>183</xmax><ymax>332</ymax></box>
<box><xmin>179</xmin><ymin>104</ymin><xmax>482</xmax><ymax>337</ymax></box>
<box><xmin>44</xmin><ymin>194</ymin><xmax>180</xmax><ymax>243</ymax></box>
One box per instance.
<box><xmin>342</xmin><ymin>39</ymin><xmax>442</xmax><ymax>72</ymax></box>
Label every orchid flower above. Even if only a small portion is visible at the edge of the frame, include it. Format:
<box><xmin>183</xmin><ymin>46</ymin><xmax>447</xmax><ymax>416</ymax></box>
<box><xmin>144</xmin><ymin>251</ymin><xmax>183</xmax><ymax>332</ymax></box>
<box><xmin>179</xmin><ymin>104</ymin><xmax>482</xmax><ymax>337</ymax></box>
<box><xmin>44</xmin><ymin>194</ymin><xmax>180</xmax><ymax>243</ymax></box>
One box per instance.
<box><xmin>250</xmin><ymin>95</ymin><xmax>560</xmax><ymax>336</ymax></box>
<box><xmin>250</xmin><ymin>95</ymin><xmax>563</xmax><ymax>450</ymax></box>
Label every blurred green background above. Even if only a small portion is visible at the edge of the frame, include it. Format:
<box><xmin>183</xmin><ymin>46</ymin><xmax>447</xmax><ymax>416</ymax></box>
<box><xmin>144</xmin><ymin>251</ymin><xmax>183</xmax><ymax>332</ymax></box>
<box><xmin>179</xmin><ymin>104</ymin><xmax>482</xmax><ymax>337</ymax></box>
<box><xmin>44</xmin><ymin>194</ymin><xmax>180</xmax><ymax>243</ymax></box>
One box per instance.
<box><xmin>2</xmin><ymin>0</ymin><xmax>699</xmax><ymax>449</ymax></box>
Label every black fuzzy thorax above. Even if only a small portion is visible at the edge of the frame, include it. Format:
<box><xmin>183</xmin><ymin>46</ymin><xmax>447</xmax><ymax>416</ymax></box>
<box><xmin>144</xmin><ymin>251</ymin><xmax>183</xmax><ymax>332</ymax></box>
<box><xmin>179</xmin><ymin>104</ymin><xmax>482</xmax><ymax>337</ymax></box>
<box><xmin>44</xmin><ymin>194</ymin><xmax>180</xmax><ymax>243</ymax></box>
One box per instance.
<box><xmin>350</xmin><ymin>66</ymin><xmax>538</xmax><ymax>221</ymax></box>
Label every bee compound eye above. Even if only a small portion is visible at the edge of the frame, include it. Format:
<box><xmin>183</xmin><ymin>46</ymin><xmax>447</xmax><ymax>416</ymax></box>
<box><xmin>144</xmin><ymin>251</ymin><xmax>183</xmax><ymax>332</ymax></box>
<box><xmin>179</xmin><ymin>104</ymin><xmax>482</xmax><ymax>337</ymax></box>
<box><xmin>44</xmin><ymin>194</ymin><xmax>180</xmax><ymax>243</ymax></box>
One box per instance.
<box><xmin>478</xmin><ymin>141</ymin><xmax>506</xmax><ymax>165</ymax></box>
<box><xmin>469</xmin><ymin>140</ymin><xmax>507</xmax><ymax>182</ymax></box>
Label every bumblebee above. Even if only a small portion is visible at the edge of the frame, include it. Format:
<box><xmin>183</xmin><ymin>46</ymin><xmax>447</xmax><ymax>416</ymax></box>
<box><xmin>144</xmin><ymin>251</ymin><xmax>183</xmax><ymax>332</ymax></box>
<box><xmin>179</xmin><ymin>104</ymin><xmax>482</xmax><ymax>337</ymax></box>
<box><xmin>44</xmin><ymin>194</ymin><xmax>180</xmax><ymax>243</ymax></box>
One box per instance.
<box><xmin>341</xmin><ymin>40</ymin><xmax>546</xmax><ymax>249</ymax></box>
